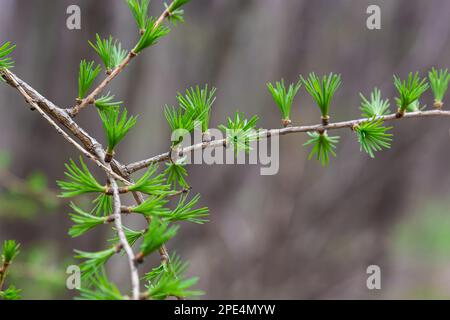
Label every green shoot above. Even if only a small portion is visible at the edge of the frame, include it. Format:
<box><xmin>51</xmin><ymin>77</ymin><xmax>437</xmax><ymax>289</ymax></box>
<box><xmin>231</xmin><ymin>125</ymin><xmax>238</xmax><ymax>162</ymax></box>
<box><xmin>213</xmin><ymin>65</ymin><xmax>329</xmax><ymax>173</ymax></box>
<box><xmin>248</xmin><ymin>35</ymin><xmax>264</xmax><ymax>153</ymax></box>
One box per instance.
<box><xmin>126</xmin><ymin>0</ymin><xmax>151</xmax><ymax>33</ymax></box>
<box><xmin>406</xmin><ymin>99</ymin><xmax>425</xmax><ymax>112</ymax></box>
<box><xmin>164</xmin><ymin>1</ymin><xmax>186</xmax><ymax>25</ymax></box>
<box><xmin>108</xmin><ymin>227</ymin><xmax>146</xmax><ymax>247</ymax></box>
<box><xmin>303</xmin><ymin>132</ymin><xmax>340</xmax><ymax>166</ymax></box>
<box><xmin>131</xmin><ymin>196</ymin><xmax>170</xmax><ymax>217</ymax></box>
<box><xmin>133</xmin><ymin>17</ymin><xmax>171</xmax><ymax>54</ymax></box>
<box><xmin>164</xmin><ymin>105</ymin><xmax>199</xmax><ymax>141</ymax></box>
<box><xmin>78</xmin><ymin>269</ymin><xmax>123</xmax><ymax>300</ymax></box>
<box><xmin>164</xmin><ymin>162</ymin><xmax>189</xmax><ymax>189</ymax></box>
<box><xmin>394</xmin><ymin>72</ymin><xmax>429</xmax><ymax>115</ymax></box>
<box><xmin>75</xmin><ymin>247</ymin><xmax>117</xmax><ymax>280</ymax></box>
<box><xmin>145</xmin><ymin>253</ymin><xmax>202</xmax><ymax>299</ymax></box>
<box><xmin>428</xmin><ymin>68</ymin><xmax>450</xmax><ymax>108</ymax></box>
<box><xmin>267</xmin><ymin>79</ymin><xmax>302</xmax><ymax>126</ymax></box>
<box><xmin>98</xmin><ymin>107</ymin><xmax>138</xmax><ymax>162</ymax></box>
<box><xmin>94</xmin><ymin>93</ymin><xmax>122</xmax><ymax>111</ymax></box>
<box><xmin>57</xmin><ymin>157</ymin><xmax>105</xmax><ymax>198</ymax></box>
<box><xmin>359</xmin><ymin>88</ymin><xmax>391</xmax><ymax>117</ymax></box>
<box><xmin>91</xmin><ymin>194</ymin><xmax>113</xmax><ymax>216</ymax></box>
<box><xmin>128</xmin><ymin>164</ymin><xmax>172</xmax><ymax>195</ymax></box>
<box><xmin>168</xmin><ymin>0</ymin><xmax>191</xmax><ymax>12</ymax></box>
<box><xmin>0</xmin><ymin>240</ymin><xmax>21</xmax><ymax>300</ymax></box>
<box><xmin>177</xmin><ymin>85</ymin><xmax>216</xmax><ymax>133</ymax></box>
<box><xmin>353</xmin><ymin>118</ymin><xmax>393</xmax><ymax>158</ymax></box>
<box><xmin>2</xmin><ymin>240</ymin><xmax>20</xmax><ymax>264</ymax></box>
<box><xmin>137</xmin><ymin>220</ymin><xmax>179</xmax><ymax>261</ymax></box>
<box><xmin>89</xmin><ymin>35</ymin><xmax>128</xmax><ymax>73</ymax></box>
<box><xmin>147</xmin><ymin>271</ymin><xmax>202</xmax><ymax>300</ymax></box>
<box><xmin>69</xmin><ymin>203</ymin><xmax>110</xmax><ymax>238</ymax></box>
<box><xmin>0</xmin><ymin>42</ymin><xmax>16</xmax><ymax>69</ymax></box>
<box><xmin>301</xmin><ymin>72</ymin><xmax>341</xmax><ymax>124</ymax></box>
<box><xmin>165</xmin><ymin>193</ymin><xmax>209</xmax><ymax>224</ymax></box>
<box><xmin>0</xmin><ymin>285</ymin><xmax>21</xmax><ymax>300</ymax></box>
<box><xmin>219</xmin><ymin>112</ymin><xmax>259</xmax><ymax>155</ymax></box>
<box><xmin>78</xmin><ymin>60</ymin><xmax>101</xmax><ymax>99</ymax></box>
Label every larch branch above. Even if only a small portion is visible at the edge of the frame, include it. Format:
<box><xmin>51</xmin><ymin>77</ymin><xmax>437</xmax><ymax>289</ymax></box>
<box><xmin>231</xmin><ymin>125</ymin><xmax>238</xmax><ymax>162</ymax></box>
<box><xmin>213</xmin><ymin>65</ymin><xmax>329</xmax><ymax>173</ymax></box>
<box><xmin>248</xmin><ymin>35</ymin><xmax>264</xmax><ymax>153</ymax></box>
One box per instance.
<box><xmin>125</xmin><ymin>109</ymin><xmax>450</xmax><ymax>173</ymax></box>
<box><xmin>67</xmin><ymin>5</ymin><xmax>172</xmax><ymax>118</ymax></box>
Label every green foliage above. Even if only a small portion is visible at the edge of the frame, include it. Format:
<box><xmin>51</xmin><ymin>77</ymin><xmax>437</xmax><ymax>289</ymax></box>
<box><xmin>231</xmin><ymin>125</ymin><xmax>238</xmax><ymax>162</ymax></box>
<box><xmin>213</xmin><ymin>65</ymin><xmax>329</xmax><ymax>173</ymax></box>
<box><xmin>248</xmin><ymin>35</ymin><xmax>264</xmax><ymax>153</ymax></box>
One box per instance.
<box><xmin>92</xmin><ymin>194</ymin><xmax>113</xmax><ymax>216</ymax></box>
<box><xmin>94</xmin><ymin>93</ymin><xmax>122</xmax><ymax>111</ymax></box>
<box><xmin>128</xmin><ymin>164</ymin><xmax>172</xmax><ymax>195</ymax></box>
<box><xmin>406</xmin><ymin>99</ymin><xmax>425</xmax><ymax>112</ymax></box>
<box><xmin>69</xmin><ymin>203</ymin><xmax>109</xmax><ymax>238</ymax></box>
<box><xmin>1</xmin><ymin>240</ymin><xmax>21</xmax><ymax>300</ymax></box>
<box><xmin>132</xmin><ymin>196</ymin><xmax>170</xmax><ymax>217</ymax></box>
<box><xmin>0</xmin><ymin>285</ymin><xmax>21</xmax><ymax>300</ymax></box>
<box><xmin>126</xmin><ymin>0</ymin><xmax>151</xmax><ymax>32</ymax></box>
<box><xmin>169</xmin><ymin>0</ymin><xmax>191</xmax><ymax>12</ymax></box>
<box><xmin>267</xmin><ymin>79</ymin><xmax>302</xmax><ymax>121</ymax></box>
<box><xmin>301</xmin><ymin>73</ymin><xmax>341</xmax><ymax>120</ymax></box>
<box><xmin>353</xmin><ymin>118</ymin><xmax>393</xmax><ymax>158</ymax></box>
<box><xmin>303</xmin><ymin>132</ymin><xmax>339</xmax><ymax>166</ymax></box>
<box><xmin>75</xmin><ymin>247</ymin><xmax>117</xmax><ymax>280</ymax></box>
<box><xmin>219</xmin><ymin>112</ymin><xmax>259</xmax><ymax>154</ymax></box>
<box><xmin>177</xmin><ymin>85</ymin><xmax>216</xmax><ymax>132</ymax></box>
<box><xmin>139</xmin><ymin>220</ymin><xmax>178</xmax><ymax>258</ymax></box>
<box><xmin>98</xmin><ymin>107</ymin><xmax>138</xmax><ymax>156</ymax></box>
<box><xmin>147</xmin><ymin>271</ymin><xmax>201</xmax><ymax>300</ymax></box>
<box><xmin>78</xmin><ymin>60</ymin><xmax>101</xmax><ymax>99</ymax></box>
<box><xmin>78</xmin><ymin>269</ymin><xmax>123</xmax><ymax>300</ymax></box>
<box><xmin>144</xmin><ymin>252</ymin><xmax>202</xmax><ymax>300</ymax></box>
<box><xmin>428</xmin><ymin>68</ymin><xmax>450</xmax><ymax>105</ymax></box>
<box><xmin>0</xmin><ymin>42</ymin><xmax>16</xmax><ymax>69</ymax></box>
<box><xmin>164</xmin><ymin>2</ymin><xmax>185</xmax><ymax>25</ymax></box>
<box><xmin>164</xmin><ymin>104</ymin><xmax>199</xmax><ymax>141</ymax></box>
<box><xmin>133</xmin><ymin>17</ymin><xmax>171</xmax><ymax>53</ymax></box>
<box><xmin>394</xmin><ymin>72</ymin><xmax>429</xmax><ymax>114</ymax></box>
<box><xmin>2</xmin><ymin>240</ymin><xmax>20</xmax><ymax>263</ymax></box>
<box><xmin>360</xmin><ymin>88</ymin><xmax>391</xmax><ymax>117</ymax></box>
<box><xmin>164</xmin><ymin>162</ymin><xmax>189</xmax><ymax>189</ymax></box>
<box><xmin>57</xmin><ymin>157</ymin><xmax>105</xmax><ymax>198</ymax></box>
<box><xmin>109</xmin><ymin>227</ymin><xmax>145</xmax><ymax>247</ymax></box>
<box><xmin>165</xmin><ymin>193</ymin><xmax>209</xmax><ymax>224</ymax></box>
<box><xmin>89</xmin><ymin>35</ymin><xmax>128</xmax><ymax>73</ymax></box>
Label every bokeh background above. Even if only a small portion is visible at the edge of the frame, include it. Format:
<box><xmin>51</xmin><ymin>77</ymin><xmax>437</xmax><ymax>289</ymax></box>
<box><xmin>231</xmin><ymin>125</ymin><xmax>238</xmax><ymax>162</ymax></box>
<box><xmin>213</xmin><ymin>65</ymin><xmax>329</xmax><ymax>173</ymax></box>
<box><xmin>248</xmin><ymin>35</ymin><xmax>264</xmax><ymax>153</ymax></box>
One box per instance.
<box><xmin>1</xmin><ymin>0</ymin><xmax>450</xmax><ymax>299</ymax></box>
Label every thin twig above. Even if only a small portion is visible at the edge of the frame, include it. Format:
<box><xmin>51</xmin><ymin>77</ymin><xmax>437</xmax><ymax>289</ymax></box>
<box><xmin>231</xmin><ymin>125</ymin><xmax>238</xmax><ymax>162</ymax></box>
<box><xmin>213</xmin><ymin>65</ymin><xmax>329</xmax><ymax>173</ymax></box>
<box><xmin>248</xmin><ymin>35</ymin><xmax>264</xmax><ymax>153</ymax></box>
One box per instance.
<box><xmin>108</xmin><ymin>176</ymin><xmax>140</xmax><ymax>300</ymax></box>
<box><xmin>1</xmin><ymin>68</ymin><xmax>175</xmax><ymax>296</ymax></box>
<box><xmin>0</xmin><ymin>69</ymin><xmax>128</xmax><ymax>183</ymax></box>
<box><xmin>67</xmin><ymin>6</ymin><xmax>172</xmax><ymax>117</ymax></box>
<box><xmin>125</xmin><ymin>109</ymin><xmax>450</xmax><ymax>173</ymax></box>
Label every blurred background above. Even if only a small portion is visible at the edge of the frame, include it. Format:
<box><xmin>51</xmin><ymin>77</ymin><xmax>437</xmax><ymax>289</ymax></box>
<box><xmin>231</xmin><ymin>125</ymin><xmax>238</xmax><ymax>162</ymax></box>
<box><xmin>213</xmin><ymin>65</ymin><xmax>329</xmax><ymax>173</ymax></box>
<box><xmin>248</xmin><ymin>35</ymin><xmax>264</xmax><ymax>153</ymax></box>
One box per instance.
<box><xmin>1</xmin><ymin>0</ymin><xmax>450</xmax><ymax>299</ymax></box>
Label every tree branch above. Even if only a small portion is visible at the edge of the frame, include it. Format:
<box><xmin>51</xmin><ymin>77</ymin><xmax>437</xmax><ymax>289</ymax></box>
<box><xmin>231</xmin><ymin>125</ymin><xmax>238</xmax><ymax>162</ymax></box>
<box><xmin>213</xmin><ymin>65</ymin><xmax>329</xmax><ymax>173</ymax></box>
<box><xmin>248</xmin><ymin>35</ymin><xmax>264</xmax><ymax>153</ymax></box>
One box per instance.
<box><xmin>108</xmin><ymin>175</ymin><xmax>140</xmax><ymax>300</ymax></box>
<box><xmin>67</xmin><ymin>5</ymin><xmax>172</xmax><ymax>118</ymax></box>
<box><xmin>0</xmin><ymin>69</ymin><xmax>128</xmax><ymax>183</ymax></box>
<box><xmin>0</xmin><ymin>68</ymin><xmax>175</xmax><ymax>297</ymax></box>
<box><xmin>125</xmin><ymin>109</ymin><xmax>450</xmax><ymax>173</ymax></box>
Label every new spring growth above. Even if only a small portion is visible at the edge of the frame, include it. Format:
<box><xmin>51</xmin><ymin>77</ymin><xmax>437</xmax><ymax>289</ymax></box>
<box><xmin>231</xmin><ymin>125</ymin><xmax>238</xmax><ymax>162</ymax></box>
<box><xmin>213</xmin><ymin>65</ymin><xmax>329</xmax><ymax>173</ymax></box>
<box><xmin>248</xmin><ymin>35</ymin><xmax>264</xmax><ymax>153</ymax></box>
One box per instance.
<box><xmin>267</xmin><ymin>78</ymin><xmax>302</xmax><ymax>127</ymax></box>
<box><xmin>301</xmin><ymin>72</ymin><xmax>342</xmax><ymax>125</ymax></box>
<box><xmin>0</xmin><ymin>42</ymin><xmax>16</xmax><ymax>70</ymax></box>
<box><xmin>98</xmin><ymin>107</ymin><xmax>138</xmax><ymax>162</ymax></box>
<box><xmin>89</xmin><ymin>35</ymin><xmax>128</xmax><ymax>74</ymax></box>
<box><xmin>429</xmin><ymin>68</ymin><xmax>450</xmax><ymax>109</ymax></box>
<box><xmin>78</xmin><ymin>60</ymin><xmax>101</xmax><ymax>101</ymax></box>
<box><xmin>0</xmin><ymin>240</ymin><xmax>21</xmax><ymax>300</ymax></box>
<box><xmin>394</xmin><ymin>72</ymin><xmax>429</xmax><ymax>118</ymax></box>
